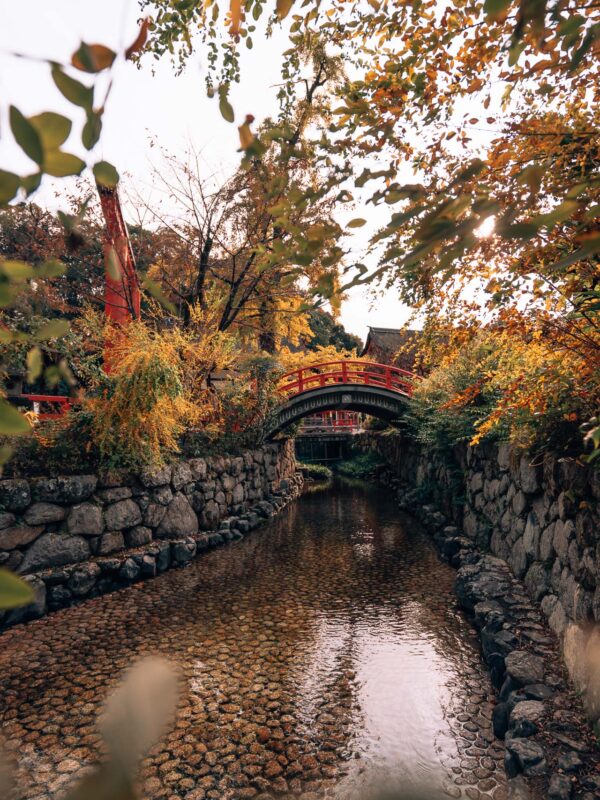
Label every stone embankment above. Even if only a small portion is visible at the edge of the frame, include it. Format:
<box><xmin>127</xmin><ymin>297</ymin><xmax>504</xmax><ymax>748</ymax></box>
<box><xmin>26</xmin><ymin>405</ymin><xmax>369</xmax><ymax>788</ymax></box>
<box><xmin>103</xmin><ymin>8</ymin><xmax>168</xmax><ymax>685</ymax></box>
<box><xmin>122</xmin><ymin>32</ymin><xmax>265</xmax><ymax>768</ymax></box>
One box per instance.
<box><xmin>0</xmin><ymin>441</ymin><xmax>301</xmax><ymax>629</ymax></box>
<box><xmin>358</xmin><ymin>431</ymin><xmax>600</xmax><ymax>800</ymax></box>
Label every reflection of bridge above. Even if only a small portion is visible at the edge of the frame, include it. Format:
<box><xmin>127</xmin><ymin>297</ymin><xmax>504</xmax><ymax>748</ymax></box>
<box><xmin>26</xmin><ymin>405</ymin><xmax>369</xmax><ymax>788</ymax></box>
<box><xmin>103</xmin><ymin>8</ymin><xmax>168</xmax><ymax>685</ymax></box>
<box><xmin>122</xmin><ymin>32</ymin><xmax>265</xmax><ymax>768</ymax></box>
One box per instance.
<box><xmin>267</xmin><ymin>360</ymin><xmax>415</xmax><ymax>439</ymax></box>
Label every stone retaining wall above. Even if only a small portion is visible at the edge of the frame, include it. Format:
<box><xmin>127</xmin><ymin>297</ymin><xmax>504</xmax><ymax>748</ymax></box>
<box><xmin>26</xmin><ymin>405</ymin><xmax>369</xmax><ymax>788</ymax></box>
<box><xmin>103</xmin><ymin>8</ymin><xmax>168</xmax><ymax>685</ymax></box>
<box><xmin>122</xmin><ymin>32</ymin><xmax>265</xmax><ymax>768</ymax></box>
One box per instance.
<box><xmin>0</xmin><ymin>440</ymin><xmax>300</xmax><ymax>629</ymax></box>
<box><xmin>359</xmin><ymin>431</ymin><xmax>600</xmax><ymax>798</ymax></box>
<box><xmin>358</xmin><ymin>432</ymin><xmax>600</xmax><ymax>704</ymax></box>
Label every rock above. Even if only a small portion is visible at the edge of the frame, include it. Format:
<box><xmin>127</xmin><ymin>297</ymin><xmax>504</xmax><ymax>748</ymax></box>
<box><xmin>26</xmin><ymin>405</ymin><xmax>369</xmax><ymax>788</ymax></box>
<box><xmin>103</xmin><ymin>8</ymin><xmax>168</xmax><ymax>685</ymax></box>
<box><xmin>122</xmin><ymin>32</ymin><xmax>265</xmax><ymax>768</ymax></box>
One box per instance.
<box><xmin>172</xmin><ymin>462</ymin><xmax>193</xmax><ymax>490</ymax></box>
<box><xmin>31</xmin><ymin>475</ymin><xmax>97</xmax><ymax>504</ymax></box>
<box><xmin>0</xmin><ymin>524</ymin><xmax>43</xmax><ymax>551</ymax></box>
<box><xmin>48</xmin><ymin>584</ymin><xmax>72</xmax><ymax>608</ymax></box>
<box><xmin>0</xmin><ymin>479</ymin><xmax>31</xmax><ymax>511</ymax></box>
<box><xmin>95</xmin><ymin>487</ymin><xmax>132</xmax><ymax>503</ymax></box>
<box><xmin>156</xmin><ymin>543</ymin><xmax>171</xmax><ymax>571</ymax></box>
<box><xmin>156</xmin><ymin>494</ymin><xmax>198</xmax><ymax>538</ymax></box>
<box><xmin>67</xmin><ymin>564</ymin><xmax>100</xmax><ymax>596</ymax></box>
<box><xmin>549</xmin><ymin>773</ymin><xmax>573</xmax><ymax>800</ymax></box>
<box><xmin>0</xmin><ymin>512</ymin><xmax>16</xmax><ymax>530</ymax></box>
<box><xmin>3</xmin><ymin>575</ymin><xmax>46</xmax><ymax>625</ymax></box>
<box><xmin>140</xmin><ymin>554</ymin><xmax>156</xmax><ymax>577</ymax></box>
<box><xmin>172</xmin><ymin>540</ymin><xmax>196</xmax><ymax>564</ymax></box>
<box><xmin>505</xmin><ymin>738</ymin><xmax>547</xmax><ymax>777</ymax></box>
<box><xmin>519</xmin><ymin>457</ymin><xmax>541</xmax><ymax>494</ymax></box>
<box><xmin>189</xmin><ymin>458</ymin><xmax>207</xmax><ymax>480</ymax></box>
<box><xmin>125</xmin><ymin>526</ymin><xmax>152</xmax><ymax>548</ymax></box>
<box><xmin>18</xmin><ymin>533</ymin><xmax>90</xmax><ymax>574</ymax></box>
<box><xmin>524</xmin><ymin>562</ymin><xmax>549</xmax><ymax>601</ymax></box>
<box><xmin>509</xmin><ymin>700</ymin><xmax>545</xmax><ymax>737</ymax></box>
<box><xmin>67</xmin><ymin>503</ymin><xmax>104</xmax><ymax>536</ymax></box>
<box><xmin>505</xmin><ymin>651</ymin><xmax>544</xmax><ymax>686</ymax></box>
<box><xmin>492</xmin><ymin>701</ymin><xmax>510</xmax><ymax>738</ymax></box>
<box><xmin>97</xmin><ymin>531</ymin><xmax>125</xmax><ymax>555</ymax></box>
<box><xmin>119</xmin><ymin>558</ymin><xmax>140</xmax><ymax>581</ymax></box>
<box><xmin>104</xmin><ymin>499</ymin><xmax>142</xmax><ymax>531</ymax></box>
<box><xmin>554</xmin><ymin>752</ymin><xmax>582</xmax><ymax>775</ymax></box>
<box><xmin>139</xmin><ymin>465</ymin><xmax>171</xmax><ymax>488</ymax></box>
<box><xmin>23</xmin><ymin>502</ymin><xmax>66</xmax><ymax>525</ymax></box>
<box><xmin>152</xmin><ymin>485</ymin><xmax>173</xmax><ymax>506</ymax></box>
<box><xmin>554</xmin><ymin>520</ymin><xmax>575</xmax><ymax>563</ymax></box>
<box><xmin>143</xmin><ymin>502</ymin><xmax>167</xmax><ymax>528</ymax></box>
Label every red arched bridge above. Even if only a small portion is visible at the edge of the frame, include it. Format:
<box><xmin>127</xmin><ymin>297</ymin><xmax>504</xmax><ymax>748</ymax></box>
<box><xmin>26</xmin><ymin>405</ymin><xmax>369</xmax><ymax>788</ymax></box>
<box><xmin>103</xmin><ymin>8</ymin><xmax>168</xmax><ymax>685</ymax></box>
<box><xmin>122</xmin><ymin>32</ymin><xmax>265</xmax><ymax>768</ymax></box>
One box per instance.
<box><xmin>268</xmin><ymin>360</ymin><xmax>416</xmax><ymax>438</ymax></box>
<box><xmin>10</xmin><ymin>360</ymin><xmax>417</xmax><ymax>439</ymax></box>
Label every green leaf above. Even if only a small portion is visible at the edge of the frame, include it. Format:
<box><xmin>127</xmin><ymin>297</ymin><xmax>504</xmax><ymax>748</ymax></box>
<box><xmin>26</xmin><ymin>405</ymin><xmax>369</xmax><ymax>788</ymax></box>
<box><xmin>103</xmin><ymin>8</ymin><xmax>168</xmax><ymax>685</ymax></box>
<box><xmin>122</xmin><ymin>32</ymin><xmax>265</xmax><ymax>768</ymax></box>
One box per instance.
<box><xmin>0</xmin><ymin>260</ymin><xmax>35</xmax><ymax>281</ymax></box>
<box><xmin>9</xmin><ymin>106</ymin><xmax>43</xmax><ymax>165</ymax></box>
<box><xmin>82</xmin><ymin>112</ymin><xmax>103</xmax><ymax>150</ymax></box>
<box><xmin>51</xmin><ymin>65</ymin><xmax>94</xmax><ymax>110</ymax></box>
<box><xmin>29</xmin><ymin>112</ymin><xmax>72</xmax><ymax>150</ymax></box>
<box><xmin>141</xmin><ymin>275</ymin><xmax>177</xmax><ymax>314</ymax></box>
<box><xmin>72</xmin><ymin>42</ymin><xmax>116</xmax><ymax>73</ymax></box>
<box><xmin>218</xmin><ymin>88</ymin><xmax>235</xmax><ymax>123</ymax></box>
<box><xmin>93</xmin><ymin>160</ymin><xmax>119</xmax><ymax>188</ymax></box>
<box><xmin>36</xmin><ymin>319</ymin><xmax>70</xmax><ymax>340</ymax></box>
<box><xmin>483</xmin><ymin>0</ymin><xmax>511</xmax><ymax>18</ymax></box>
<box><xmin>0</xmin><ymin>569</ymin><xmax>35</xmax><ymax>610</ymax></box>
<box><xmin>347</xmin><ymin>218</ymin><xmax>367</xmax><ymax>228</ymax></box>
<box><xmin>37</xmin><ymin>259</ymin><xmax>66</xmax><ymax>278</ymax></box>
<box><xmin>0</xmin><ymin>399</ymin><xmax>31</xmax><ymax>435</ymax></box>
<box><xmin>0</xmin><ymin>170</ymin><xmax>20</xmax><ymax>205</ymax></box>
<box><xmin>21</xmin><ymin>172</ymin><xmax>42</xmax><ymax>196</ymax></box>
<box><xmin>26</xmin><ymin>346</ymin><xmax>43</xmax><ymax>383</ymax></box>
<box><xmin>44</xmin><ymin>151</ymin><xmax>86</xmax><ymax>178</ymax></box>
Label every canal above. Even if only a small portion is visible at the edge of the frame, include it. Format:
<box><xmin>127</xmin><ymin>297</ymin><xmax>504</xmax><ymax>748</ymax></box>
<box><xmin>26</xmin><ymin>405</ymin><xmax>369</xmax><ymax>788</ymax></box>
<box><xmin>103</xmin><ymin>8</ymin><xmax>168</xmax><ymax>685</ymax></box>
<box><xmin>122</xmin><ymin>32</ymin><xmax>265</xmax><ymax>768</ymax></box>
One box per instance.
<box><xmin>0</xmin><ymin>481</ymin><xmax>507</xmax><ymax>799</ymax></box>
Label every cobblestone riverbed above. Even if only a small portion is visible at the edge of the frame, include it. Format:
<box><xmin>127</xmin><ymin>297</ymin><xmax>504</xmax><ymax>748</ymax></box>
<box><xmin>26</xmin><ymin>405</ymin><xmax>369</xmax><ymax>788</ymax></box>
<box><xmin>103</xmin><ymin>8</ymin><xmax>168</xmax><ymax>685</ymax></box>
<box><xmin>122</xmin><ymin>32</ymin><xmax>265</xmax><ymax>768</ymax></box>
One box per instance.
<box><xmin>0</xmin><ymin>481</ymin><xmax>510</xmax><ymax>800</ymax></box>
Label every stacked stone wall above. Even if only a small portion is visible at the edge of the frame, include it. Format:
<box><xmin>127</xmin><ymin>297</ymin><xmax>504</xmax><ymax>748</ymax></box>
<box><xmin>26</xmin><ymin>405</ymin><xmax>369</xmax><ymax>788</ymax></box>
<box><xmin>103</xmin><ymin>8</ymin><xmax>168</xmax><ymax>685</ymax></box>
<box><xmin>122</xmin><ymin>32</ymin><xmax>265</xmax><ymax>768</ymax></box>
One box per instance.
<box><xmin>0</xmin><ymin>440</ymin><xmax>300</xmax><ymax>628</ymax></box>
<box><xmin>358</xmin><ymin>432</ymin><xmax>600</xmax><ymax>695</ymax></box>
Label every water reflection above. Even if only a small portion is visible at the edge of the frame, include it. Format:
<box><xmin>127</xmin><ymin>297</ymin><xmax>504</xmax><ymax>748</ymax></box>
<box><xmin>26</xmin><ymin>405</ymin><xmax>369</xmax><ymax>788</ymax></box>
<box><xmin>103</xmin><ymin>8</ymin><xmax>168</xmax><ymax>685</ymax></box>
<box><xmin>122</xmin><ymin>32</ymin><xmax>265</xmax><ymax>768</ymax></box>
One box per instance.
<box><xmin>0</xmin><ymin>480</ymin><xmax>506</xmax><ymax>800</ymax></box>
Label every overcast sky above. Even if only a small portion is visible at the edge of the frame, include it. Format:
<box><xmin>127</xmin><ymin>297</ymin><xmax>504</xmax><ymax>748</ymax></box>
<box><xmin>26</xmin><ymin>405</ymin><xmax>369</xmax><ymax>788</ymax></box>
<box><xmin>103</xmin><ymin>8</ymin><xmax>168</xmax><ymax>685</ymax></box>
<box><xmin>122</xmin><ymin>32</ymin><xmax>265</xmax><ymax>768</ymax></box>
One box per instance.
<box><xmin>0</xmin><ymin>0</ymin><xmax>413</xmax><ymax>342</ymax></box>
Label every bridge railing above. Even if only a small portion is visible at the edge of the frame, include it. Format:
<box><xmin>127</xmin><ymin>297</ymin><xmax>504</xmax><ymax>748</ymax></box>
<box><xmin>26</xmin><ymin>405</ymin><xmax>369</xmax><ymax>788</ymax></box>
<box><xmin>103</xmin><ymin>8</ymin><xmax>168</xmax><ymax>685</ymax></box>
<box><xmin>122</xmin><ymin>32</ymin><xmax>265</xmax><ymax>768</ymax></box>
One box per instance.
<box><xmin>278</xmin><ymin>360</ymin><xmax>416</xmax><ymax>398</ymax></box>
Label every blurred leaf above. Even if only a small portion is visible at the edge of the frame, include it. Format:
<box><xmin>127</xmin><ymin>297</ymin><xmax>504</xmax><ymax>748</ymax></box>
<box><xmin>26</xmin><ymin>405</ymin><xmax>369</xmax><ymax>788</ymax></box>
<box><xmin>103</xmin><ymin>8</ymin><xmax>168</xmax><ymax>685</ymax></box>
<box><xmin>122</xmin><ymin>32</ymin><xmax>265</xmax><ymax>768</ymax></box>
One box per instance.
<box><xmin>29</xmin><ymin>112</ymin><xmax>72</xmax><ymax>150</ymax></box>
<box><xmin>218</xmin><ymin>88</ymin><xmax>235</xmax><ymax>123</ymax></box>
<box><xmin>51</xmin><ymin>65</ymin><xmax>94</xmax><ymax>110</ymax></box>
<box><xmin>26</xmin><ymin>346</ymin><xmax>43</xmax><ymax>383</ymax></box>
<box><xmin>72</xmin><ymin>42</ymin><xmax>116</xmax><ymax>73</ymax></box>
<box><xmin>106</xmin><ymin>247</ymin><xmax>122</xmax><ymax>281</ymax></box>
<box><xmin>484</xmin><ymin>0</ymin><xmax>511</xmax><ymax>20</ymax></box>
<box><xmin>93</xmin><ymin>161</ymin><xmax>120</xmax><ymax>187</ymax></box>
<box><xmin>0</xmin><ymin>569</ymin><xmax>34</xmax><ymax>610</ymax></box>
<box><xmin>44</xmin><ymin>151</ymin><xmax>86</xmax><ymax>178</ymax></box>
<box><xmin>0</xmin><ymin>170</ymin><xmax>21</xmax><ymax>205</ymax></box>
<box><xmin>37</xmin><ymin>259</ymin><xmax>66</xmax><ymax>278</ymax></box>
<box><xmin>276</xmin><ymin>0</ymin><xmax>294</xmax><ymax>20</ymax></box>
<box><xmin>9</xmin><ymin>106</ymin><xmax>43</xmax><ymax>165</ymax></box>
<box><xmin>347</xmin><ymin>218</ymin><xmax>367</xmax><ymax>228</ymax></box>
<box><xmin>142</xmin><ymin>275</ymin><xmax>177</xmax><ymax>314</ymax></box>
<box><xmin>0</xmin><ymin>260</ymin><xmax>34</xmax><ymax>280</ymax></box>
<box><xmin>125</xmin><ymin>18</ymin><xmax>150</xmax><ymax>60</ymax></box>
<box><xmin>230</xmin><ymin>0</ymin><xmax>243</xmax><ymax>34</ymax></box>
<box><xmin>0</xmin><ymin>400</ymin><xmax>31</xmax><ymax>435</ymax></box>
<box><xmin>238</xmin><ymin>120</ymin><xmax>255</xmax><ymax>149</ymax></box>
<box><xmin>82</xmin><ymin>112</ymin><xmax>103</xmax><ymax>150</ymax></box>
<box><xmin>21</xmin><ymin>172</ymin><xmax>42</xmax><ymax>196</ymax></box>
<box><xmin>36</xmin><ymin>319</ymin><xmax>70</xmax><ymax>340</ymax></box>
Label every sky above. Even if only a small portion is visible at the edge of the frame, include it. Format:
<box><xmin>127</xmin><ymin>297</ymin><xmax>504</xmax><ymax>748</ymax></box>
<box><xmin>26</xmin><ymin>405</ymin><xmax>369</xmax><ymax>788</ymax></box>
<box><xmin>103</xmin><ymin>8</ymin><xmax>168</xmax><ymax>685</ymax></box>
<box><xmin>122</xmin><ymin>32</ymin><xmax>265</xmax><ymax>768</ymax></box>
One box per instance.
<box><xmin>0</xmin><ymin>0</ymin><xmax>413</xmax><ymax>343</ymax></box>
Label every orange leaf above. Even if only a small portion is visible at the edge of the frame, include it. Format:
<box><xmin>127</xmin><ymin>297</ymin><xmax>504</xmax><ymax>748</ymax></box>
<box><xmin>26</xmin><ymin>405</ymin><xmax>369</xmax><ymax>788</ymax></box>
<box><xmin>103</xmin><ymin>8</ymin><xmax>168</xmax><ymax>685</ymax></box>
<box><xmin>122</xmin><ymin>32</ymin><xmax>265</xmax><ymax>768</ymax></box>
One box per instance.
<box><xmin>125</xmin><ymin>18</ymin><xmax>150</xmax><ymax>60</ymax></box>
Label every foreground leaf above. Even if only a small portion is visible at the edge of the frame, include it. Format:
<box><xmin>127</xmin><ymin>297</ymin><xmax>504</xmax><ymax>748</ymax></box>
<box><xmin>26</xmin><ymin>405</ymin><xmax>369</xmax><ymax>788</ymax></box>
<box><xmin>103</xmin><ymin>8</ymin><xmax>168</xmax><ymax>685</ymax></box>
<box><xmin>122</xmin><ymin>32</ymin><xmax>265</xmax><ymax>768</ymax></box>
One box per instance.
<box><xmin>0</xmin><ymin>400</ymin><xmax>31</xmax><ymax>435</ymax></box>
<box><xmin>0</xmin><ymin>569</ymin><xmax>34</xmax><ymax>610</ymax></box>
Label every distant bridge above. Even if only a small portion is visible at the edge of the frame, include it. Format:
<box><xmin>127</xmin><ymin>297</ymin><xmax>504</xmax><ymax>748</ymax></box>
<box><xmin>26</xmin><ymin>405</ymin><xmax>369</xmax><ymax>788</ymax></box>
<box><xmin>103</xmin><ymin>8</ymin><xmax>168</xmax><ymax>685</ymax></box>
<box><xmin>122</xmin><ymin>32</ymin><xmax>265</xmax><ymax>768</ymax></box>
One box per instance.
<box><xmin>267</xmin><ymin>360</ymin><xmax>416</xmax><ymax>439</ymax></box>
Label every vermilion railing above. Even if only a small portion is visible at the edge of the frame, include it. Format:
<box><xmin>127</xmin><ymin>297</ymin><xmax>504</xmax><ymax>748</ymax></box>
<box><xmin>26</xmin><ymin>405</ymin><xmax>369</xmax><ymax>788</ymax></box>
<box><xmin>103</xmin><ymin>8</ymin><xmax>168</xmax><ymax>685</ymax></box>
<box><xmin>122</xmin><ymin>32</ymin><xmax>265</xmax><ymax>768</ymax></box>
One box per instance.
<box><xmin>278</xmin><ymin>360</ymin><xmax>416</xmax><ymax>398</ymax></box>
<box><xmin>299</xmin><ymin>410</ymin><xmax>362</xmax><ymax>434</ymax></box>
<box><xmin>14</xmin><ymin>394</ymin><xmax>72</xmax><ymax>421</ymax></box>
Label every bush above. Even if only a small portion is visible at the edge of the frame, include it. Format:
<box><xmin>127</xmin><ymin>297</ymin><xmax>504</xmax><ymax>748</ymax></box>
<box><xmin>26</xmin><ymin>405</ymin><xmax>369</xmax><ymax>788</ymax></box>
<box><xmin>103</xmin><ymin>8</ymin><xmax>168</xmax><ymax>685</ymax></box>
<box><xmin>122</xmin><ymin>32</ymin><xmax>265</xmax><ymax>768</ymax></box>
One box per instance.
<box><xmin>335</xmin><ymin>451</ymin><xmax>384</xmax><ymax>479</ymax></box>
<box><xmin>298</xmin><ymin>461</ymin><xmax>333</xmax><ymax>480</ymax></box>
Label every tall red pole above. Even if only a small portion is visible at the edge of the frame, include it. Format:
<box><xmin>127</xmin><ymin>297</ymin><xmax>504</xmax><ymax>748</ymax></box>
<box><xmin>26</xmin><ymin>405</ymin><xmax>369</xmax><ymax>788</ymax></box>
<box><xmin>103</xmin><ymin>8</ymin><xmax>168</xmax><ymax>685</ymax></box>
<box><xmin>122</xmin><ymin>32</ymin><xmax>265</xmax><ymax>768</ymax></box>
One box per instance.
<box><xmin>96</xmin><ymin>184</ymin><xmax>141</xmax><ymax>371</ymax></box>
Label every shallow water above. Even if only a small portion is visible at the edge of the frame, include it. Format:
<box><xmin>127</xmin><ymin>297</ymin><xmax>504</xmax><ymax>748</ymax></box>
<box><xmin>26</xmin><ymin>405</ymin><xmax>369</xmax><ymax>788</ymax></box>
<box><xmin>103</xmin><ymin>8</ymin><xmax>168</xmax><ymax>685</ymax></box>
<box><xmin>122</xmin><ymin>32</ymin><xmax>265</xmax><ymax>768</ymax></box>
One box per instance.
<box><xmin>0</xmin><ymin>481</ymin><xmax>507</xmax><ymax>799</ymax></box>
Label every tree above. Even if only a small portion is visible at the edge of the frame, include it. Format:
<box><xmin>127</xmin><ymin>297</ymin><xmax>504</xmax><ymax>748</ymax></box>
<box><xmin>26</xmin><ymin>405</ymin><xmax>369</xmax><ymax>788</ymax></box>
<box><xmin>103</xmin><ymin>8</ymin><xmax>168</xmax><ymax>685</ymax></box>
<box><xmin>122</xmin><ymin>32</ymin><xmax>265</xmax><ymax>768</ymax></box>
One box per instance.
<box><xmin>304</xmin><ymin>309</ymin><xmax>362</xmax><ymax>352</ymax></box>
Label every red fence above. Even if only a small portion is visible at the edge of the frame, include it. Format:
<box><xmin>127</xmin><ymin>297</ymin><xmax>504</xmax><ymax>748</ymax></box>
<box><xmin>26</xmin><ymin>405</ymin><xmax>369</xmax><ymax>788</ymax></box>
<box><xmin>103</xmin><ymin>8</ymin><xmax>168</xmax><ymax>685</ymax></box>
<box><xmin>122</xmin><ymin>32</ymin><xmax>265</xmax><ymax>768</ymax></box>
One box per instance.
<box><xmin>278</xmin><ymin>360</ymin><xmax>416</xmax><ymax>398</ymax></box>
<box><xmin>12</xmin><ymin>394</ymin><xmax>72</xmax><ymax>421</ymax></box>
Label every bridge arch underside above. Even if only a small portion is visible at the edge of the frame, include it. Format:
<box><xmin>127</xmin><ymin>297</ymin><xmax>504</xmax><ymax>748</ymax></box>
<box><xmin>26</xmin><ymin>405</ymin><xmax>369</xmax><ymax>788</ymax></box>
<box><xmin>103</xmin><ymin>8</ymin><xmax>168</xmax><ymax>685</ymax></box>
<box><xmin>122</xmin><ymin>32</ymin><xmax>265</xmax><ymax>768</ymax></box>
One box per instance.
<box><xmin>268</xmin><ymin>385</ymin><xmax>410</xmax><ymax>439</ymax></box>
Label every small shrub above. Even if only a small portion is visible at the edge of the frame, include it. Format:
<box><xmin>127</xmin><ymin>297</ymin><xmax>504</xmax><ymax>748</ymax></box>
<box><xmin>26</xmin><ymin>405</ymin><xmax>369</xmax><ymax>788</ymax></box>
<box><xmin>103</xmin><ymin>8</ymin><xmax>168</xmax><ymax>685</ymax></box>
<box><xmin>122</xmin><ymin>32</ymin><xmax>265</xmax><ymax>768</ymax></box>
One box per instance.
<box><xmin>298</xmin><ymin>461</ymin><xmax>333</xmax><ymax>480</ymax></box>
